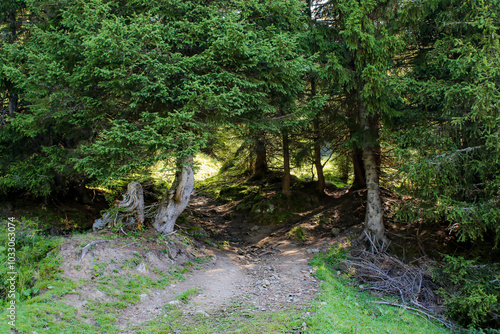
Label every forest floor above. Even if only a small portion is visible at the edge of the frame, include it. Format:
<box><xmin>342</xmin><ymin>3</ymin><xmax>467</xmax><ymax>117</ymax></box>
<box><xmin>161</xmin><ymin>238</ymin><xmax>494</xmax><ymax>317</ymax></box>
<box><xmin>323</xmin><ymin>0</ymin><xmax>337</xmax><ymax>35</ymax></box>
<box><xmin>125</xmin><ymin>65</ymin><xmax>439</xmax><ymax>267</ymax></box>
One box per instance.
<box><xmin>58</xmin><ymin>191</ymin><xmax>345</xmax><ymax>333</ymax></box>
<box><xmin>1</xmin><ymin>175</ymin><xmax>459</xmax><ymax>333</ymax></box>
<box><xmin>53</xmin><ymin>183</ymin><xmax>456</xmax><ymax>333</ymax></box>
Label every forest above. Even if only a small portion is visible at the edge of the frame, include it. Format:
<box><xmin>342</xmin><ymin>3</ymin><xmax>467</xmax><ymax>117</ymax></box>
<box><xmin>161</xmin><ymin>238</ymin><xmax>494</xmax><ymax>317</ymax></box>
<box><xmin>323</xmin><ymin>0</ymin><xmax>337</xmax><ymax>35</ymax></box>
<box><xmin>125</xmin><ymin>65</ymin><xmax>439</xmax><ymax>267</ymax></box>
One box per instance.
<box><xmin>1</xmin><ymin>0</ymin><xmax>499</xmax><ymax>333</ymax></box>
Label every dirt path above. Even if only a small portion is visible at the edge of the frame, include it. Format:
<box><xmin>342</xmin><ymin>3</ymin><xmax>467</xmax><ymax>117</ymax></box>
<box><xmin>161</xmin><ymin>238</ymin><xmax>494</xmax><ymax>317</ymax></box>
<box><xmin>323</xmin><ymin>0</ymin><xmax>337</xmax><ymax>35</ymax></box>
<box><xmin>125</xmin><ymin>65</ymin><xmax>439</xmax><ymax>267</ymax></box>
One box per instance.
<box><xmin>115</xmin><ymin>242</ymin><xmax>320</xmax><ymax>332</ymax></box>
<box><xmin>60</xmin><ymin>193</ymin><xmax>333</xmax><ymax>333</ymax></box>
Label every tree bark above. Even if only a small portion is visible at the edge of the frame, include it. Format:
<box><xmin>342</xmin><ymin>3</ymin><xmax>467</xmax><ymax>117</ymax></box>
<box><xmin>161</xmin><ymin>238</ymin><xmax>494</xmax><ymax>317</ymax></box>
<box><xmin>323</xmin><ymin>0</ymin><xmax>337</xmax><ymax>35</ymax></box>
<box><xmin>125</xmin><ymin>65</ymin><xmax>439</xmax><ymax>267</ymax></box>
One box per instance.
<box><xmin>153</xmin><ymin>156</ymin><xmax>195</xmax><ymax>235</ymax></box>
<box><xmin>92</xmin><ymin>181</ymin><xmax>145</xmax><ymax>231</ymax></box>
<box><xmin>282</xmin><ymin>130</ymin><xmax>292</xmax><ymax>197</ymax></box>
<box><xmin>311</xmin><ymin>77</ymin><xmax>325</xmax><ymax>194</ymax></box>
<box><xmin>359</xmin><ymin>103</ymin><xmax>387</xmax><ymax>250</ymax></box>
<box><xmin>119</xmin><ymin>182</ymin><xmax>145</xmax><ymax>226</ymax></box>
<box><xmin>8</xmin><ymin>93</ymin><xmax>18</xmax><ymax>118</ymax></box>
<box><xmin>253</xmin><ymin>138</ymin><xmax>268</xmax><ymax>179</ymax></box>
<box><xmin>351</xmin><ymin>146</ymin><xmax>366</xmax><ymax>190</ymax></box>
<box><xmin>313</xmin><ymin>122</ymin><xmax>325</xmax><ymax>194</ymax></box>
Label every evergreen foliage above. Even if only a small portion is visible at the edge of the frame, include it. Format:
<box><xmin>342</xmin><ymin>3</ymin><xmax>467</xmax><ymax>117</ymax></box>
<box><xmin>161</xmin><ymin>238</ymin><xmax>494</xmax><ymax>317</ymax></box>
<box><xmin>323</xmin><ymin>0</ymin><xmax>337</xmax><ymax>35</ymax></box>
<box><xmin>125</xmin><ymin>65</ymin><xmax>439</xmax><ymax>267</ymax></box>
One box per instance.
<box><xmin>395</xmin><ymin>0</ymin><xmax>500</xmax><ymax>246</ymax></box>
<box><xmin>0</xmin><ymin>0</ymin><xmax>499</xmax><ymax>328</ymax></box>
<box><xmin>1</xmin><ymin>0</ymin><xmax>308</xmax><ymax>193</ymax></box>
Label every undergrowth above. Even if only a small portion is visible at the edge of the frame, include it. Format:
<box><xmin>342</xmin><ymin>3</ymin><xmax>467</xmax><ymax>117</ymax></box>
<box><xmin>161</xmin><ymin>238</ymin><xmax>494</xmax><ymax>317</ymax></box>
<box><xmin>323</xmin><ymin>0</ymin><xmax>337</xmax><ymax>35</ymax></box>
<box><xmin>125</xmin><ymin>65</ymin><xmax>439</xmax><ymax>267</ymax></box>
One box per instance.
<box><xmin>436</xmin><ymin>255</ymin><xmax>500</xmax><ymax>330</ymax></box>
<box><xmin>0</xmin><ymin>217</ymin><xmax>63</xmax><ymax>305</ymax></box>
<box><xmin>306</xmin><ymin>246</ymin><xmax>451</xmax><ymax>334</ymax></box>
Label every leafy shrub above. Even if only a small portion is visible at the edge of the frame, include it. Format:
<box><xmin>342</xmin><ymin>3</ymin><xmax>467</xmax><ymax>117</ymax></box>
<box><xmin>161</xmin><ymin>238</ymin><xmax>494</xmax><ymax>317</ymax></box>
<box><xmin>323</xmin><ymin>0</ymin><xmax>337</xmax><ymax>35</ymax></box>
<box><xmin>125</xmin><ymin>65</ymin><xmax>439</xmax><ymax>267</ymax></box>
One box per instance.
<box><xmin>437</xmin><ymin>255</ymin><xmax>499</xmax><ymax>329</ymax></box>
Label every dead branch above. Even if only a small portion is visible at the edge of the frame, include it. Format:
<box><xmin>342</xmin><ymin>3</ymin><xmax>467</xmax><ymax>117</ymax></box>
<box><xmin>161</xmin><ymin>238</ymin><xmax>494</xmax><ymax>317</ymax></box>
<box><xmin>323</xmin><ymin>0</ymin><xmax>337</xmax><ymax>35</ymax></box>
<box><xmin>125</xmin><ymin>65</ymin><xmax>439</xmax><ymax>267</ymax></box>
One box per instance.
<box><xmin>344</xmin><ymin>250</ymin><xmax>443</xmax><ymax>316</ymax></box>
<box><xmin>80</xmin><ymin>240</ymin><xmax>107</xmax><ymax>262</ymax></box>
<box><xmin>369</xmin><ymin>300</ymin><xmax>456</xmax><ymax>330</ymax></box>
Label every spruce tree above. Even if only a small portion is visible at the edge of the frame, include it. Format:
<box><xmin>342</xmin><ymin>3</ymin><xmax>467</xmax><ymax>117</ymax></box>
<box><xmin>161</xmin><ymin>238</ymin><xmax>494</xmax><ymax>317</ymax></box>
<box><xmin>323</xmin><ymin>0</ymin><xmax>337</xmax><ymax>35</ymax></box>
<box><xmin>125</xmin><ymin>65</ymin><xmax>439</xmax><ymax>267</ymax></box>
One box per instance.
<box><xmin>395</xmin><ymin>0</ymin><xmax>500</xmax><ymax>246</ymax></box>
<box><xmin>2</xmin><ymin>0</ymin><xmax>307</xmax><ymax>233</ymax></box>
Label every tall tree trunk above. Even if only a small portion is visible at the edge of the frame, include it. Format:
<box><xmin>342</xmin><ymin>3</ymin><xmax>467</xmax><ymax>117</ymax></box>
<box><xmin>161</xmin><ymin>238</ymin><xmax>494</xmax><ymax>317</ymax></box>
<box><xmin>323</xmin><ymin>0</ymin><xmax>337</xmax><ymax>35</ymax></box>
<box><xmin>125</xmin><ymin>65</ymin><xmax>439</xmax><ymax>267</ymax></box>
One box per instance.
<box><xmin>348</xmin><ymin>90</ymin><xmax>366</xmax><ymax>190</ymax></box>
<box><xmin>359</xmin><ymin>103</ymin><xmax>387</xmax><ymax>250</ymax></box>
<box><xmin>154</xmin><ymin>156</ymin><xmax>195</xmax><ymax>235</ymax></box>
<box><xmin>351</xmin><ymin>146</ymin><xmax>366</xmax><ymax>190</ymax></box>
<box><xmin>282</xmin><ymin>130</ymin><xmax>292</xmax><ymax>197</ymax></box>
<box><xmin>337</xmin><ymin>154</ymin><xmax>350</xmax><ymax>184</ymax></box>
<box><xmin>311</xmin><ymin>77</ymin><xmax>325</xmax><ymax>194</ymax></box>
<box><xmin>253</xmin><ymin>138</ymin><xmax>268</xmax><ymax>179</ymax></box>
<box><xmin>8</xmin><ymin>93</ymin><xmax>17</xmax><ymax>118</ymax></box>
<box><xmin>313</xmin><ymin>121</ymin><xmax>325</xmax><ymax>194</ymax></box>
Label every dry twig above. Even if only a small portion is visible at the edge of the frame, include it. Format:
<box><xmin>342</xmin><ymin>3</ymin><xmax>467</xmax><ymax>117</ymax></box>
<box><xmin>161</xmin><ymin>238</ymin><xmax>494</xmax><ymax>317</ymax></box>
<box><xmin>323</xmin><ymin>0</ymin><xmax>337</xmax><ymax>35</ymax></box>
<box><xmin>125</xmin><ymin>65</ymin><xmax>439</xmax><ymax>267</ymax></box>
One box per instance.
<box><xmin>344</xmin><ymin>250</ymin><xmax>445</xmax><ymax>317</ymax></box>
<box><xmin>79</xmin><ymin>240</ymin><xmax>107</xmax><ymax>262</ymax></box>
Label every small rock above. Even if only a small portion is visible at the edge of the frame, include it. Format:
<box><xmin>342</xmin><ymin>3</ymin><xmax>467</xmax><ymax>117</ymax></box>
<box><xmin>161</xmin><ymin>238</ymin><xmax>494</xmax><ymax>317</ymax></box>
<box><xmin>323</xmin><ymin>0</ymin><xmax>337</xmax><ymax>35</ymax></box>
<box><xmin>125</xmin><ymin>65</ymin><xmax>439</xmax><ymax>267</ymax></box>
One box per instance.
<box><xmin>168</xmin><ymin>300</ymin><xmax>181</xmax><ymax>305</ymax></box>
<box><xmin>250</xmin><ymin>226</ymin><xmax>260</xmax><ymax>232</ymax></box>
<box><xmin>136</xmin><ymin>263</ymin><xmax>147</xmax><ymax>273</ymax></box>
<box><xmin>306</xmin><ymin>248</ymin><xmax>320</xmax><ymax>254</ymax></box>
<box><xmin>302</xmin><ymin>322</ymin><xmax>308</xmax><ymax>330</ymax></box>
<box><xmin>320</xmin><ymin>302</ymin><xmax>327</xmax><ymax>306</ymax></box>
<box><xmin>263</xmin><ymin>279</ymin><xmax>270</xmax><ymax>286</ymax></box>
<box><xmin>337</xmin><ymin>270</ymin><xmax>341</xmax><ymax>276</ymax></box>
<box><xmin>359</xmin><ymin>284</ymin><xmax>365</xmax><ymax>289</ymax></box>
<box><xmin>140</xmin><ymin>293</ymin><xmax>148</xmax><ymax>301</ymax></box>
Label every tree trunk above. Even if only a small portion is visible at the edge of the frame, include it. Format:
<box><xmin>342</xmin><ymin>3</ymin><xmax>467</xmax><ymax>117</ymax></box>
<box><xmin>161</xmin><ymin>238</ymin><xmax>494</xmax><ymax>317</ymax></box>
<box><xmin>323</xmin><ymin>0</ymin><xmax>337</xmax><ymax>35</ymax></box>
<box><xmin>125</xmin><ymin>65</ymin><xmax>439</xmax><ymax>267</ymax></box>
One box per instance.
<box><xmin>351</xmin><ymin>146</ymin><xmax>366</xmax><ymax>190</ymax></box>
<box><xmin>311</xmin><ymin>77</ymin><xmax>325</xmax><ymax>194</ymax></box>
<box><xmin>359</xmin><ymin>103</ymin><xmax>387</xmax><ymax>250</ymax></box>
<box><xmin>154</xmin><ymin>156</ymin><xmax>195</xmax><ymax>235</ymax></box>
<box><xmin>8</xmin><ymin>93</ymin><xmax>18</xmax><ymax>118</ymax></box>
<box><xmin>313</xmin><ymin>127</ymin><xmax>325</xmax><ymax>195</ymax></box>
<box><xmin>253</xmin><ymin>138</ymin><xmax>268</xmax><ymax>179</ymax></box>
<box><xmin>282</xmin><ymin>131</ymin><xmax>292</xmax><ymax>197</ymax></box>
<box><xmin>119</xmin><ymin>182</ymin><xmax>145</xmax><ymax>226</ymax></box>
<box><xmin>337</xmin><ymin>154</ymin><xmax>350</xmax><ymax>184</ymax></box>
<box><xmin>92</xmin><ymin>181</ymin><xmax>145</xmax><ymax>231</ymax></box>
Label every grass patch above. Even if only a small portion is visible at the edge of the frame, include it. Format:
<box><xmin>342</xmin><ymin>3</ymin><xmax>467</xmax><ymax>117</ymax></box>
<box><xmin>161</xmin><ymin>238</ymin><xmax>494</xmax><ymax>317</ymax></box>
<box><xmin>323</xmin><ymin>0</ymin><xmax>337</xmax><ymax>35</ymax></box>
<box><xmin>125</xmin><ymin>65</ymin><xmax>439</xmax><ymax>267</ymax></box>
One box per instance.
<box><xmin>305</xmin><ymin>247</ymin><xmax>451</xmax><ymax>333</ymax></box>
<box><xmin>176</xmin><ymin>288</ymin><xmax>201</xmax><ymax>303</ymax></box>
<box><xmin>133</xmin><ymin>300</ymin><xmax>305</xmax><ymax>333</ymax></box>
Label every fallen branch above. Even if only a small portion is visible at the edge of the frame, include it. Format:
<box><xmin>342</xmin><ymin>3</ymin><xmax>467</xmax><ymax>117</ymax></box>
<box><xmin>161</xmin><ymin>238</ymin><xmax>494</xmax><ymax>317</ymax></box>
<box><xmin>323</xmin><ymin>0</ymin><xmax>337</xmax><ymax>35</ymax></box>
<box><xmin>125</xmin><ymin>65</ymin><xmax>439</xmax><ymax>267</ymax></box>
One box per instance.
<box><xmin>369</xmin><ymin>300</ymin><xmax>456</xmax><ymax>330</ymax></box>
<box><xmin>119</xmin><ymin>241</ymin><xmax>138</xmax><ymax>248</ymax></box>
<box><xmin>80</xmin><ymin>240</ymin><xmax>107</xmax><ymax>262</ymax></box>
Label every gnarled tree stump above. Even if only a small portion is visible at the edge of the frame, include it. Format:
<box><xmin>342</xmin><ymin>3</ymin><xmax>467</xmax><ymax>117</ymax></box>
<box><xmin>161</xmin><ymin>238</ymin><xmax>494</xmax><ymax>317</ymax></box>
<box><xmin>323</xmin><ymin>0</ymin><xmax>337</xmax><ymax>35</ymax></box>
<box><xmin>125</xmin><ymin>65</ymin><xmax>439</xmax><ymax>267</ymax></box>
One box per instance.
<box><xmin>153</xmin><ymin>156</ymin><xmax>195</xmax><ymax>235</ymax></box>
<box><xmin>93</xmin><ymin>181</ymin><xmax>145</xmax><ymax>231</ymax></box>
